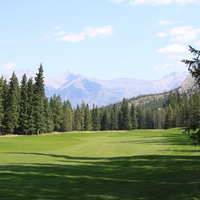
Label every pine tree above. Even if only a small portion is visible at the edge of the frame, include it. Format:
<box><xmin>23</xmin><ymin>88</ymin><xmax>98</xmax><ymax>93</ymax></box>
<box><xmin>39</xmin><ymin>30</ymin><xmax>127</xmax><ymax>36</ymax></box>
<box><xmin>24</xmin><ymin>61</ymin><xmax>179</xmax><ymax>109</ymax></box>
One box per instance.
<box><xmin>44</xmin><ymin>97</ymin><xmax>54</xmax><ymax>133</ymax></box>
<box><xmin>0</xmin><ymin>78</ymin><xmax>4</xmax><ymax>134</ymax></box>
<box><xmin>4</xmin><ymin>72</ymin><xmax>20</xmax><ymax>134</ymax></box>
<box><xmin>84</xmin><ymin>104</ymin><xmax>91</xmax><ymax>131</ymax></box>
<box><xmin>19</xmin><ymin>74</ymin><xmax>29</xmax><ymax>135</ymax></box>
<box><xmin>101</xmin><ymin>108</ymin><xmax>110</xmax><ymax>131</ymax></box>
<box><xmin>164</xmin><ymin>104</ymin><xmax>174</xmax><ymax>129</ymax></box>
<box><xmin>120</xmin><ymin>98</ymin><xmax>131</xmax><ymax>130</ymax></box>
<box><xmin>91</xmin><ymin>104</ymin><xmax>101</xmax><ymax>131</ymax></box>
<box><xmin>33</xmin><ymin>64</ymin><xmax>46</xmax><ymax>134</ymax></box>
<box><xmin>130</xmin><ymin>103</ymin><xmax>138</xmax><ymax>129</ymax></box>
<box><xmin>73</xmin><ymin>105</ymin><xmax>82</xmax><ymax>131</ymax></box>
<box><xmin>182</xmin><ymin>46</ymin><xmax>200</xmax><ymax>145</ymax></box>
<box><xmin>110</xmin><ymin>104</ymin><xmax>118</xmax><ymax>130</ymax></box>
<box><xmin>61</xmin><ymin>100</ymin><xmax>73</xmax><ymax>132</ymax></box>
<box><xmin>50</xmin><ymin>94</ymin><xmax>63</xmax><ymax>131</ymax></box>
<box><xmin>27</xmin><ymin>78</ymin><xmax>35</xmax><ymax>134</ymax></box>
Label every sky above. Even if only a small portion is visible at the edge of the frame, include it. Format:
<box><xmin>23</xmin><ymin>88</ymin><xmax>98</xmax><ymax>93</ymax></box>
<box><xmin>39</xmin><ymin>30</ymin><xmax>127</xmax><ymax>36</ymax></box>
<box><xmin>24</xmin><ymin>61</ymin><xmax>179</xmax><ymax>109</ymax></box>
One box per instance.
<box><xmin>0</xmin><ymin>0</ymin><xmax>200</xmax><ymax>80</ymax></box>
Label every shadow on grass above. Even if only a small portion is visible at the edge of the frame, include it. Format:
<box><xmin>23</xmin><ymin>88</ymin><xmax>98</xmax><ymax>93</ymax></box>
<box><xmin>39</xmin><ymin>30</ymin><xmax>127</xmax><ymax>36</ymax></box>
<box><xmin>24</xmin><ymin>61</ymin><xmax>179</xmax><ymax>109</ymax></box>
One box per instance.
<box><xmin>112</xmin><ymin>134</ymin><xmax>192</xmax><ymax>146</ymax></box>
<box><xmin>1</xmin><ymin>153</ymin><xmax>200</xmax><ymax>200</ymax></box>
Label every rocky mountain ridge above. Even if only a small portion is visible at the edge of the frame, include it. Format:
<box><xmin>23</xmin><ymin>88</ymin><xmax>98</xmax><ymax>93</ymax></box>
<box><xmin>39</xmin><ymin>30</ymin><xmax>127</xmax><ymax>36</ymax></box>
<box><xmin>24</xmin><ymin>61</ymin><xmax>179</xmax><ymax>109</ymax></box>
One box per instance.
<box><xmin>3</xmin><ymin>69</ymin><xmax>189</xmax><ymax>107</ymax></box>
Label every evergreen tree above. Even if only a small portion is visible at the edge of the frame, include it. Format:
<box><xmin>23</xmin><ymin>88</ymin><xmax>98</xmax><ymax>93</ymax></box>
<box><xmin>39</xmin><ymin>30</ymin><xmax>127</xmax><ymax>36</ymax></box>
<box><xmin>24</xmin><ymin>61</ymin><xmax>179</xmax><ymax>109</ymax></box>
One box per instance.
<box><xmin>101</xmin><ymin>107</ymin><xmax>110</xmax><ymax>131</ymax></box>
<box><xmin>130</xmin><ymin>103</ymin><xmax>138</xmax><ymax>129</ymax></box>
<box><xmin>61</xmin><ymin>100</ymin><xmax>73</xmax><ymax>132</ymax></box>
<box><xmin>4</xmin><ymin>72</ymin><xmax>20</xmax><ymax>134</ymax></box>
<box><xmin>182</xmin><ymin>46</ymin><xmax>200</xmax><ymax>145</ymax></box>
<box><xmin>73</xmin><ymin>105</ymin><xmax>82</xmax><ymax>131</ymax></box>
<box><xmin>110</xmin><ymin>104</ymin><xmax>118</xmax><ymax>130</ymax></box>
<box><xmin>0</xmin><ymin>78</ymin><xmax>4</xmax><ymax>134</ymax></box>
<box><xmin>164</xmin><ymin>104</ymin><xmax>174</xmax><ymax>129</ymax></box>
<box><xmin>44</xmin><ymin>97</ymin><xmax>54</xmax><ymax>133</ymax></box>
<box><xmin>27</xmin><ymin>78</ymin><xmax>35</xmax><ymax>134</ymax></box>
<box><xmin>19</xmin><ymin>74</ymin><xmax>29</xmax><ymax>135</ymax></box>
<box><xmin>120</xmin><ymin>98</ymin><xmax>131</xmax><ymax>130</ymax></box>
<box><xmin>50</xmin><ymin>94</ymin><xmax>63</xmax><ymax>131</ymax></box>
<box><xmin>91</xmin><ymin>104</ymin><xmax>101</xmax><ymax>131</ymax></box>
<box><xmin>84</xmin><ymin>104</ymin><xmax>91</xmax><ymax>131</ymax></box>
<box><xmin>33</xmin><ymin>64</ymin><xmax>46</xmax><ymax>134</ymax></box>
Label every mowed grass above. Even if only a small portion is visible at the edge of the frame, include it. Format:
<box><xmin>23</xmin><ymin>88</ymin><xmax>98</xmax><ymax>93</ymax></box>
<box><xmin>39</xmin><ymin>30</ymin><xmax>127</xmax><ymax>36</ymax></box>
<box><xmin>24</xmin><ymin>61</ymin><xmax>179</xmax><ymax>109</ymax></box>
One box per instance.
<box><xmin>0</xmin><ymin>129</ymin><xmax>200</xmax><ymax>200</ymax></box>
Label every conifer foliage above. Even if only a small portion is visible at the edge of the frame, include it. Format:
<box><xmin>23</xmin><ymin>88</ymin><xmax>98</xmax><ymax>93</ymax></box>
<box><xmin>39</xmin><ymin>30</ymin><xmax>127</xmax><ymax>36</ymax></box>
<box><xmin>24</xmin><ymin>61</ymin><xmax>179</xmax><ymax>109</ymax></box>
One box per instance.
<box><xmin>182</xmin><ymin>46</ymin><xmax>200</xmax><ymax>145</ymax></box>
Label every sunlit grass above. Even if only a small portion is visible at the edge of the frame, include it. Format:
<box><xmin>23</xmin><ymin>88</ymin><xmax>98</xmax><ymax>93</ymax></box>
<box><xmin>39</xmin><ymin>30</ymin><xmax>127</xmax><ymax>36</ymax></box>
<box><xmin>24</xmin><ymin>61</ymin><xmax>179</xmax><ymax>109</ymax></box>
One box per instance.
<box><xmin>0</xmin><ymin>128</ymin><xmax>200</xmax><ymax>200</ymax></box>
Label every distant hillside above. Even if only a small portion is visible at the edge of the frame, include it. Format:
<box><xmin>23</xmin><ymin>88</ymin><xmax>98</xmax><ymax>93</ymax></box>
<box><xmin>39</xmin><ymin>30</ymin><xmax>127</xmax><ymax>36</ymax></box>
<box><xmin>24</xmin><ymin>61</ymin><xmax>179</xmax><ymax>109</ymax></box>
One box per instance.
<box><xmin>110</xmin><ymin>74</ymin><xmax>199</xmax><ymax>110</ymax></box>
<box><xmin>4</xmin><ymin>69</ymin><xmax>188</xmax><ymax>108</ymax></box>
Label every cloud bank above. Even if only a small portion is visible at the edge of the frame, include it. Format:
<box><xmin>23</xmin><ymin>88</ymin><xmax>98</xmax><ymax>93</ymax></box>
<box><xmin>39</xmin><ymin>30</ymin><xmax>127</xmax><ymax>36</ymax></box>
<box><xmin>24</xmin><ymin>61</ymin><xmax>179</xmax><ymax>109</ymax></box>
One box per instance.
<box><xmin>46</xmin><ymin>25</ymin><xmax>114</xmax><ymax>42</ymax></box>
<box><xmin>109</xmin><ymin>0</ymin><xmax>200</xmax><ymax>5</ymax></box>
<box><xmin>2</xmin><ymin>63</ymin><xmax>17</xmax><ymax>70</ymax></box>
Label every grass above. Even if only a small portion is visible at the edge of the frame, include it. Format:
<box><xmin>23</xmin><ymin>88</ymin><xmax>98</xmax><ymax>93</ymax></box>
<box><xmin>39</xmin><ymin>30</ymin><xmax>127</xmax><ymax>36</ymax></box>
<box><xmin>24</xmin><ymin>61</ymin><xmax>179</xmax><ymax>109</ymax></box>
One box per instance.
<box><xmin>0</xmin><ymin>128</ymin><xmax>200</xmax><ymax>200</ymax></box>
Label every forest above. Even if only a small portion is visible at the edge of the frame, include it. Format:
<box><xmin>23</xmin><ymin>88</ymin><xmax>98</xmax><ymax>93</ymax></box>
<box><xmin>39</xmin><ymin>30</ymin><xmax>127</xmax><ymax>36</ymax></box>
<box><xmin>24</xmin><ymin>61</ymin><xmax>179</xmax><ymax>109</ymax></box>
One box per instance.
<box><xmin>0</xmin><ymin>63</ymin><xmax>200</xmax><ymax>137</ymax></box>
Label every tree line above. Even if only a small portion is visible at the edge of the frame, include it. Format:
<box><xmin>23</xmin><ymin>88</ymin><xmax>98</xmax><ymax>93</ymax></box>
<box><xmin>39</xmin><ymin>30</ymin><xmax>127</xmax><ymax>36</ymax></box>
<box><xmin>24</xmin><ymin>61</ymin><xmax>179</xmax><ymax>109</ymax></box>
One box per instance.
<box><xmin>0</xmin><ymin>63</ymin><xmax>199</xmax><ymax>135</ymax></box>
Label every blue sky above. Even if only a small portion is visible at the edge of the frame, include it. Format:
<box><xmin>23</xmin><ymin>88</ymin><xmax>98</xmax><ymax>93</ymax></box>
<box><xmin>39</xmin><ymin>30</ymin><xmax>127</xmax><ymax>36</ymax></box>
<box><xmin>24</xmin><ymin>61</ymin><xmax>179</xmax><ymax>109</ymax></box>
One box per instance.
<box><xmin>0</xmin><ymin>0</ymin><xmax>200</xmax><ymax>80</ymax></box>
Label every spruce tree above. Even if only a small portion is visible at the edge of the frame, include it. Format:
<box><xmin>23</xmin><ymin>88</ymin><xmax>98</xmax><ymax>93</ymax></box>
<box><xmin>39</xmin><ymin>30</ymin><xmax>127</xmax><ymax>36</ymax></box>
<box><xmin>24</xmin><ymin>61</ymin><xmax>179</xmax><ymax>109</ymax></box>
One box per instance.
<box><xmin>4</xmin><ymin>72</ymin><xmax>20</xmax><ymax>134</ymax></box>
<box><xmin>101</xmin><ymin>108</ymin><xmax>110</xmax><ymax>131</ymax></box>
<box><xmin>33</xmin><ymin>64</ymin><xmax>46</xmax><ymax>134</ymax></box>
<box><xmin>0</xmin><ymin>78</ymin><xmax>4</xmax><ymax>134</ymax></box>
<box><xmin>61</xmin><ymin>100</ymin><xmax>73</xmax><ymax>132</ymax></box>
<box><xmin>44</xmin><ymin>97</ymin><xmax>54</xmax><ymax>133</ymax></box>
<box><xmin>19</xmin><ymin>74</ymin><xmax>29</xmax><ymax>135</ymax></box>
<box><xmin>27</xmin><ymin>78</ymin><xmax>35</xmax><ymax>134</ymax></box>
<box><xmin>84</xmin><ymin>104</ymin><xmax>91</xmax><ymax>131</ymax></box>
<box><xmin>120</xmin><ymin>98</ymin><xmax>131</xmax><ymax>130</ymax></box>
<box><xmin>73</xmin><ymin>105</ymin><xmax>82</xmax><ymax>131</ymax></box>
<box><xmin>91</xmin><ymin>104</ymin><xmax>101</xmax><ymax>131</ymax></box>
<box><xmin>50</xmin><ymin>94</ymin><xmax>63</xmax><ymax>131</ymax></box>
<box><xmin>110</xmin><ymin>104</ymin><xmax>118</xmax><ymax>130</ymax></box>
<box><xmin>130</xmin><ymin>103</ymin><xmax>138</xmax><ymax>129</ymax></box>
<box><xmin>182</xmin><ymin>46</ymin><xmax>200</xmax><ymax>145</ymax></box>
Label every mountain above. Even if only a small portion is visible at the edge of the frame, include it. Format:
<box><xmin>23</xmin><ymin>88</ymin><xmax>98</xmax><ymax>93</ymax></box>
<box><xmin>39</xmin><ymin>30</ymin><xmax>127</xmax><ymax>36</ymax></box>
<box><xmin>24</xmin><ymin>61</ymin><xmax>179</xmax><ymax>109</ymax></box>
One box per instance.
<box><xmin>3</xmin><ymin>69</ymin><xmax>189</xmax><ymax>107</ymax></box>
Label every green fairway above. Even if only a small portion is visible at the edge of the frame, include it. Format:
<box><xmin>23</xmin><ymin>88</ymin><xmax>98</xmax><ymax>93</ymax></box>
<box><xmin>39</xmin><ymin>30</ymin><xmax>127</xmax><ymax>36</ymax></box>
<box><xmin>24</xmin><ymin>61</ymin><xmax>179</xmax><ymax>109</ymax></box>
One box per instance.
<box><xmin>0</xmin><ymin>129</ymin><xmax>200</xmax><ymax>200</ymax></box>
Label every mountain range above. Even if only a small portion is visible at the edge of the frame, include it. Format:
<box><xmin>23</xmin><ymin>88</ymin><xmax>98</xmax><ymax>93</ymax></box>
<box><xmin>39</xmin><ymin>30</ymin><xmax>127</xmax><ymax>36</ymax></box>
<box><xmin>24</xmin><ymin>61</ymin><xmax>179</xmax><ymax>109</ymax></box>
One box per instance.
<box><xmin>3</xmin><ymin>69</ymin><xmax>188</xmax><ymax>107</ymax></box>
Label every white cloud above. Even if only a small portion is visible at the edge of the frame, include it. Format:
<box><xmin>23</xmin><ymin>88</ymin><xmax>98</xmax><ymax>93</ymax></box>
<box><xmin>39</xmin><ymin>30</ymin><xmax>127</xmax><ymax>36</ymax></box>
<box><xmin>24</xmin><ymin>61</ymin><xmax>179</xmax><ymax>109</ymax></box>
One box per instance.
<box><xmin>2</xmin><ymin>63</ymin><xmax>17</xmax><ymax>70</ymax></box>
<box><xmin>157</xmin><ymin>44</ymin><xmax>188</xmax><ymax>53</ymax></box>
<box><xmin>167</xmin><ymin>55</ymin><xmax>185</xmax><ymax>60</ymax></box>
<box><xmin>57</xmin><ymin>32</ymin><xmax>85</xmax><ymax>42</ymax></box>
<box><xmin>53</xmin><ymin>30</ymin><xmax>66</xmax><ymax>36</ymax></box>
<box><xmin>128</xmin><ymin>0</ymin><xmax>199</xmax><ymax>5</ymax></box>
<box><xmin>169</xmin><ymin>26</ymin><xmax>200</xmax><ymax>42</ymax></box>
<box><xmin>158</xmin><ymin>20</ymin><xmax>174</xmax><ymax>26</ymax></box>
<box><xmin>195</xmin><ymin>40</ymin><xmax>200</xmax><ymax>46</ymax></box>
<box><xmin>109</xmin><ymin>0</ymin><xmax>126</xmax><ymax>3</ymax></box>
<box><xmin>53</xmin><ymin>26</ymin><xmax>61</xmax><ymax>30</ymax></box>
<box><xmin>156</xmin><ymin>32</ymin><xmax>167</xmax><ymax>37</ymax></box>
<box><xmin>84</xmin><ymin>26</ymin><xmax>114</xmax><ymax>38</ymax></box>
<box><xmin>154</xmin><ymin>63</ymin><xmax>174</xmax><ymax>70</ymax></box>
<box><xmin>56</xmin><ymin>25</ymin><xmax>114</xmax><ymax>42</ymax></box>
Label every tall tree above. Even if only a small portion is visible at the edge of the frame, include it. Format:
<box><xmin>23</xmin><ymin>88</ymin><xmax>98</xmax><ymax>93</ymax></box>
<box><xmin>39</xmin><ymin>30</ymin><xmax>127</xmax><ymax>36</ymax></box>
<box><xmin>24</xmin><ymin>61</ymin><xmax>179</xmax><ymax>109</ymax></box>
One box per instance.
<box><xmin>4</xmin><ymin>72</ymin><xmax>20</xmax><ymax>134</ymax></box>
<box><xmin>0</xmin><ymin>78</ymin><xmax>4</xmax><ymax>134</ymax></box>
<box><xmin>120</xmin><ymin>98</ymin><xmax>131</xmax><ymax>130</ymax></box>
<box><xmin>110</xmin><ymin>104</ymin><xmax>118</xmax><ymax>130</ymax></box>
<box><xmin>61</xmin><ymin>100</ymin><xmax>73</xmax><ymax>132</ymax></box>
<box><xmin>84</xmin><ymin>104</ymin><xmax>91</xmax><ymax>131</ymax></box>
<box><xmin>33</xmin><ymin>64</ymin><xmax>46</xmax><ymax>134</ymax></box>
<box><xmin>91</xmin><ymin>104</ymin><xmax>101</xmax><ymax>131</ymax></box>
<box><xmin>130</xmin><ymin>103</ymin><xmax>138</xmax><ymax>129</ymax></box>
<box><xmin>19</xmin><ymin>74</ymin><xmax>29</xmax><ymax>135</ymax></box>
<box><xmin>73</xmin><ymin>105</ymin><xmax>82</xmax><ymax>131</ymax></box>
<box><xmin>27</xmin><ymin>78</ymin><xmax>35</xmax><ymax>135</ymax></box>
<box><xmin>101</xmin><ymin>107</ymin><xmax>110</xmax><ymax>131</ymax></box>
<box><xmin>182</xmin><ymin>46</ymin><xmax>200</xmax><ymax>145</ymax></box>
<box><xmin>50</xmin><ymin>94</ymin><xmax>63</xmax><ymax>131</ymax></box>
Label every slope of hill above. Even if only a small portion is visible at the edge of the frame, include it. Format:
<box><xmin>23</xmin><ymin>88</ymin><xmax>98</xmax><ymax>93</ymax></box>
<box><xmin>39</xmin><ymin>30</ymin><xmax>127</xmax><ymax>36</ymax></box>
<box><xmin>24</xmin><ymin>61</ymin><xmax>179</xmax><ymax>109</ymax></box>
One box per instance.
<box><xmin>3</xmin><ymin>69</ymin><xmax>188</xmax><ymax>107</ymax></box>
